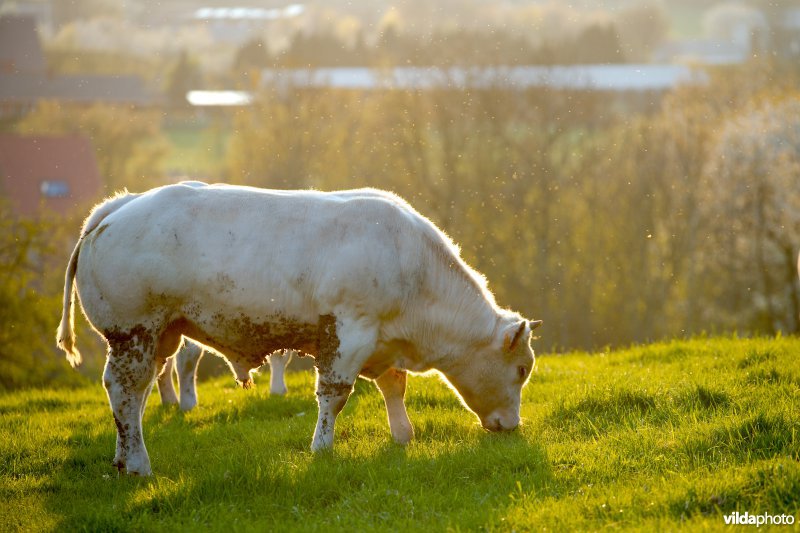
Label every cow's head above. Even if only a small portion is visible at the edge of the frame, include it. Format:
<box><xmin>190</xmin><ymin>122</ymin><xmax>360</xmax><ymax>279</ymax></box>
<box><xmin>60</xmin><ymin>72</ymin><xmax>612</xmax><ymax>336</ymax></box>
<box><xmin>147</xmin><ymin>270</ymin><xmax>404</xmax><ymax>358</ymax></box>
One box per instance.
<box><xmin>443</xmin><ymin>316</ymin><xmax>541</xmax><ymax>432</ymax></box>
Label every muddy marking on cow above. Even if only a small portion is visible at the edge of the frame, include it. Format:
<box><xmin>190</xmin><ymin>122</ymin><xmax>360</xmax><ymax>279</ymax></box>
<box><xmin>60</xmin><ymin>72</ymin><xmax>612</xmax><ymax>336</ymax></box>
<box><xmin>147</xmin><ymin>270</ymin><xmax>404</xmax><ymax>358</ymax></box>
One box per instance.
<box><xmin>204</xmin><ymin>312</ymin><xmax>318</xmax><ymax>370</ymax></box>
<box><xmin>315</xmin><ymin>313</ymin><xmax>353</xmax><ymax>399</ymax></box>
<box><xmin>315</xmin><ymin>314</ymin><xmax>339</xmax><ymax>376</ymax></box>
<box><xmin>104</xmin><ymin>325</ymin><xmax>155</xmax><ymax>364</ymax></box>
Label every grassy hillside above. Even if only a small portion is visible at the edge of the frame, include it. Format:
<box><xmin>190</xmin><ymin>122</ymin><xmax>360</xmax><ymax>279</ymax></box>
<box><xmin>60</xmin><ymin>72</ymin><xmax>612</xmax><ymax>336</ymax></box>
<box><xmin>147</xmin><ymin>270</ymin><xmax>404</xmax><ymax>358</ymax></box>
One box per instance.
<box><xmin>1</xmin><ymin>336</ymin><xmax>798</xmax><ymax>531</ymax></box>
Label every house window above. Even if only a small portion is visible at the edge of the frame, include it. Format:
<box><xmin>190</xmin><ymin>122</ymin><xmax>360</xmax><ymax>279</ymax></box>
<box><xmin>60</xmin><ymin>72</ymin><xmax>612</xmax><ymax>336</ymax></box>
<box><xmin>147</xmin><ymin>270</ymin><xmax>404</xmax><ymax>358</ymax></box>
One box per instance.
<box><xmin>40</xmin><ymin>180</ymin><xmax>70</xmax><ymax>198</ymax></box>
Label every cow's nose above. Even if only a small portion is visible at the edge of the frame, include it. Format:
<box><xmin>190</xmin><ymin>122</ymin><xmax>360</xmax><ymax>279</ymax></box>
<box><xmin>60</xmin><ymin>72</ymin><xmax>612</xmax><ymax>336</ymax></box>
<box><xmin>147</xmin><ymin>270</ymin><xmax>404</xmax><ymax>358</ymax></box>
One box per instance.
<box><xmin>482</xmin><ymin>412</ymin><xmax>519</xmax><ymax>432</ymax></box>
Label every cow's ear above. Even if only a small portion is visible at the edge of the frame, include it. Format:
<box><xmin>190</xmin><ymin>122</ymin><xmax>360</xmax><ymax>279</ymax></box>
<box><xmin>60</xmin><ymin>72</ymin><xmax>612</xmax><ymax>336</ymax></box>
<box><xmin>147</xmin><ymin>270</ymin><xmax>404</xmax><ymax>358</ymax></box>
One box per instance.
<box><xmin>503</xmin><ymin>320</ymin><xmax>528</xmax><ymax>352</ymax></box>
<box><xmin>529</xmin><ymin>319</ymin><xmax>543</xmax><ymax>331</ymax></box>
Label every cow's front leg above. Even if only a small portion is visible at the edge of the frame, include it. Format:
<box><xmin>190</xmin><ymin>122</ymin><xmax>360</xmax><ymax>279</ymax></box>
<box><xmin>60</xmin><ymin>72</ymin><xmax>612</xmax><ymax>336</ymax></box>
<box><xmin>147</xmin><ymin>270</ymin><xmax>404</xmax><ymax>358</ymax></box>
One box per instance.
<box><xmin>375</xmin><ymin>368</ymin><xmax>414</xmax><ymax>444</ymax></box>
<box><xmin>176</xmin><ymin>340</ymin><xmax>203</xmax><ymax>411</ymax></box>
<box><xmin>312</xmin><ymin>377</ymin><xmax>352</xmax><ymax>451</ymax></box>
<box><xmin>312</xmin><ymin>314</ymin><xmax>377</xmax><ymax>452</ymax></box>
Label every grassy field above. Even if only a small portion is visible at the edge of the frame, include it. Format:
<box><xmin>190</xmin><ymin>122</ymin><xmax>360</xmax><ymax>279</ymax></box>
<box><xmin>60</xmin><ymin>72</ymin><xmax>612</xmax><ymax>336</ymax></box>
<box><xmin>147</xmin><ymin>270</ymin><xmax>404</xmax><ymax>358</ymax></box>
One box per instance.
<box><xmin>1</xmin><ymin>336</ymin><xmax>798</xmax><ymax>531</ymax></box>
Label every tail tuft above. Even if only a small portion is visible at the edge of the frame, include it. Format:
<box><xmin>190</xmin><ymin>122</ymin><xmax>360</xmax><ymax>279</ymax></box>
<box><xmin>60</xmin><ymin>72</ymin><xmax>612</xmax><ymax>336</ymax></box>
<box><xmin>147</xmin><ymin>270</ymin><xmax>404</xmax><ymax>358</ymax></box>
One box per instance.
<box><xmin>56</xmin><ymin>318</ymin><xmax>82</xmax><ymax>368</ymax></box>
<box><xmin>56</xmin><ymin>239</ymin><xmax>83</xmax><ymax>368</ymax></box>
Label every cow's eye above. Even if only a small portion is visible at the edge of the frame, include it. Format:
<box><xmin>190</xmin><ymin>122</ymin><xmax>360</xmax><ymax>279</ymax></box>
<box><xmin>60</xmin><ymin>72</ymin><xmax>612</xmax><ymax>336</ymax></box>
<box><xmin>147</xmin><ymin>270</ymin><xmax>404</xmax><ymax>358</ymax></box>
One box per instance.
<box><xmin>518</xmin><ymin>366</ymin><xmax>528</xmax><ymax>380</ymax></box>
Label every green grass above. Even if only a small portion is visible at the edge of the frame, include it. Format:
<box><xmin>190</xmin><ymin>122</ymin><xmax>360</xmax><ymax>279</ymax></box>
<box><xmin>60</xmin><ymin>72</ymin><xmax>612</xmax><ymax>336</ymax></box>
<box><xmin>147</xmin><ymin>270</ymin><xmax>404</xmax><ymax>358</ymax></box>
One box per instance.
<box><xmin>2</xmin><ymin>336</ymin><xmax>799</xmax><ymax>531</ymax></box>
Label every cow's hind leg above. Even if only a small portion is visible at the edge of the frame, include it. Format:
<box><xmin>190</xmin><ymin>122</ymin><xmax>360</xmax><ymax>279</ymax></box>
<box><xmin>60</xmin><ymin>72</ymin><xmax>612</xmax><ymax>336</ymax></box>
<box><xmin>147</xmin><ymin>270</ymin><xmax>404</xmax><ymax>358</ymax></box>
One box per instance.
<box><xmin>268</xmin><ymin>350</ymin><xmax>292</xmax><ymax>396</ymax></box>
<box><xmin>175</xmin><ymin>340</ymin><xmax>203</xmax><ymax>411</ymax></box>
<box><xmin>312</xmin><ymin>314</ymin><xmax>377</xmax><ymax>452</ymax></box>
<box><xmin>375</xmin><ymin>368</ymin><xmax>414</xmax><ymax>445</ymax></box>
<box><xmin>156</xmin><ymin>357</ymin><xmax>179</xmax><ymax>406</ymax></box>
<box><xmin>102</xmin><ymin>327</ymin><xmax>159</xmax><ymax>476</ymax></box>
<box><xmin>104</xmin><ymin>362</ymin><xmax>127</xmax><ymax>471</ymax></box>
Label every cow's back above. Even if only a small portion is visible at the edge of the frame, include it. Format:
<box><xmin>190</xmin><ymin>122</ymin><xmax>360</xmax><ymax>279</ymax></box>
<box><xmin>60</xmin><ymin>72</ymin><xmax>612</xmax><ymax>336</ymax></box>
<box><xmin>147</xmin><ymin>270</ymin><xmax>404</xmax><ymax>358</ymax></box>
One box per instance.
<box><xmin>75</xmin><ymin>184</ymin><xmax>426</xmax><ymax>333</ymax></box>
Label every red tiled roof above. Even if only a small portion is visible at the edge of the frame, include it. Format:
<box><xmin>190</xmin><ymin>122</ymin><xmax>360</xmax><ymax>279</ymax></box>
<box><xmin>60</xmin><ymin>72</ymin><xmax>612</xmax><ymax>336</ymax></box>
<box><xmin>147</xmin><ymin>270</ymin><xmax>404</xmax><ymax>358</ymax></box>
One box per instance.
<box><xmin>0</xmin><ymin>134</ymin><xmax>103</xmax><ymax>217</ymax></box>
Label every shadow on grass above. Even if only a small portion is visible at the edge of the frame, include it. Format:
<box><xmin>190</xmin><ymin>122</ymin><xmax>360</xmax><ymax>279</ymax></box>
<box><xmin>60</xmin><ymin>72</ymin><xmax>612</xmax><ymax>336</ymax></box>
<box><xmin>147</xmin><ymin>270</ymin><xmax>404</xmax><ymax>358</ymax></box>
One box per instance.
<box><xmin>48</xmin><ymin>389</ymin><xmax>552</xmax><ymax>531</ymax></box>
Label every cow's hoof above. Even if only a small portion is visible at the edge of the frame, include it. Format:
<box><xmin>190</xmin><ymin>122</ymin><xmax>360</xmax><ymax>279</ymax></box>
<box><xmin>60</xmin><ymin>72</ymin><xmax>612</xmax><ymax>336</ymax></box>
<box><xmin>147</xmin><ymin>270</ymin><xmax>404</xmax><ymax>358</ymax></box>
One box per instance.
<box><xmin>160</xmin><ymin>395</ymin><xmax>179</xmax><ymax>406</ymax></box>
<box><xmin>310</xmin><ymin>438</ymin><xmax>333</xmax><ymax>453</ymax></box>
<box><xmin>179</xmin><ymin>398</ymin><xmax>197</xmax><ymax>411</ymax></box>
<box><xmin>125</xmin><ymin>457</ymin><xmax>152</xmax><ymax>476</ymax></box>
<box><xmin>392</xmin><ymin>427</ymin><xmax>415</xmax><ymax>445</ymax></box>
<box><xmin>126</xmin><ymin>466</ymin><xmax>152</xmax><ymax>477</ymax></box>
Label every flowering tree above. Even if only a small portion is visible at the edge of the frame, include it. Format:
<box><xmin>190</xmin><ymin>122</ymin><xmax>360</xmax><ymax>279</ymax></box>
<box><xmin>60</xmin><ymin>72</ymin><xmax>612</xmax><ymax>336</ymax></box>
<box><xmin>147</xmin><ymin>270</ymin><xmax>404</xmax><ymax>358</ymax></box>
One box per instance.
<box><xmin>701</xmin><ymin>96</ymin><xmax>800</xmax><ymax>332</ymax></box>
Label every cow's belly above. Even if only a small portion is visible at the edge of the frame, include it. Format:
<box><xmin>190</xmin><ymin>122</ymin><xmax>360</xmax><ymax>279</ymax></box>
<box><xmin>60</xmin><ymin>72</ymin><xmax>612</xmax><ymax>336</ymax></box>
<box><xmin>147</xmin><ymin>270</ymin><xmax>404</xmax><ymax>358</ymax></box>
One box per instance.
<box><xmin>184</xmin><ymin>310</ymin><xmax>319</xmax><ymax>370</ymax></box>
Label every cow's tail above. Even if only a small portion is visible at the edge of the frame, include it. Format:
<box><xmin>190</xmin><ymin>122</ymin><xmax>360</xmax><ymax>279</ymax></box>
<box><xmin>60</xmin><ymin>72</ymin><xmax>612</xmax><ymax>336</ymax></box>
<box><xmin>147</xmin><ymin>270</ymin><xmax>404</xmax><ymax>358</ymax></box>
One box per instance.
<box><xmin>57</xmin><ymin>238</ymin><xmax>83</xmax><ymax>367</ymax></box>
<box><xmin>57</xmin><ymin>191</ymin><xmax>140</xmax><ymax>368</ymax></box>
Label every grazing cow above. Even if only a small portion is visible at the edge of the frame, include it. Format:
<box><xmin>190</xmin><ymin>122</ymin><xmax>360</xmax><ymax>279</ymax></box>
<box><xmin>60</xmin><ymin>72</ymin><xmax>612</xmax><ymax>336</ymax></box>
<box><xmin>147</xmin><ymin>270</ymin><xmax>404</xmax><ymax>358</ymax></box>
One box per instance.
<box><xmin>154</xmin><ymin>180</ymin><xmax>412</xmax><ymax>411</ymax></box>
<box><xmin>57</xmin><ymin>183</ymin><xmax>541</xmax><ymax>475</ymax></box>
<box><xmin>156</xmin><ymin>340</ymin><xmax>295</xmax><ymax>411</ymax></box>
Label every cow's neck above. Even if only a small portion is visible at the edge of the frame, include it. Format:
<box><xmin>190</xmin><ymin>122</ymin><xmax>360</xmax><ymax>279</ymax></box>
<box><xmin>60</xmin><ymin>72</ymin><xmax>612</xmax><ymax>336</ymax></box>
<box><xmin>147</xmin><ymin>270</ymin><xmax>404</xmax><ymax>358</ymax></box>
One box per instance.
<box><xmin>411</xmin><ymin>279</ymin><xmax>499</xmax><ymax>368</ymax></box>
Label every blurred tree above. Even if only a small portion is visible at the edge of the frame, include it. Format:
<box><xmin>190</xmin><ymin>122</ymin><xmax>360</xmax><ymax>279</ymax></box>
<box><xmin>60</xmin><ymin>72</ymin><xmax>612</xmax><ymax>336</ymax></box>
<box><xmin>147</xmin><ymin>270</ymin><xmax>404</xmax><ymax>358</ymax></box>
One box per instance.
<box><xmin>278</xmin><ymin>31</ymin><xmax>366</xmax><ymax>67</ymax></box>
<box><xmin>53</xmin><ymin>0</ymin><xmax>124</xmax><ymax>27</ymax></box>
<box><xmin>234</xmin><ymin>39</ymin><xmax>270</xmax><ymax>87</ymax></box>
<box><xmin>700</xmin><ymin>95</ymin><xmax>800</xmax><ymax>333</ymax></box>
<box><xmin>235</xmin><ymin>39</ymin><xmax>270</xmax><ymax>71</ymax></box>
<box><xmin>616</xmin><ymin>3</ymin><xmax>669</xmax><ymax>61</ymax></box>
<box><xmin>45</xmin><ymin>49</ymin><xmax>163</xmax><ymax>81</ymax></box>
<box><xmin>15</xmin><ymin>101</ymin><xmax>169</xmax><ymax>193</ymax></box>
<box><xmin>165</xmin><ymin>51</ymin><xmax>204</xmax><ymax>109</ymax></box>
<box><xmin>568</xmin><ymin>23</ymin><xmax>625</xmax><ymax>64</ymax></box>
<box><xmin>0</xmin><ymin>204</ymin><xmax>89</xmax><ymax>389</ymax></box>
<box><xmin>227</xmin><ymin>90</ymin><xmax>361</xmax><ymax>188</ymax></box>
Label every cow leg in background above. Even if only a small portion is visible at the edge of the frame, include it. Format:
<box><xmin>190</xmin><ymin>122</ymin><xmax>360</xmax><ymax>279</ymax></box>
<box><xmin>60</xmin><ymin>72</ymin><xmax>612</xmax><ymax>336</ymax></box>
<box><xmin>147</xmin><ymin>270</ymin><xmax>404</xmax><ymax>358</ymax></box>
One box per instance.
<box><xmin>268</xmin><ymin>350</ymin><xmax>293</xmax><ymax>395</ymax></box>
<box><xmin>102</xmin><ymin>329</ymin><xmax>158</xmax><ymax>476</ymax></box>
<box><xmin>176</xmin><ymin>340</ymin><xmax>203</xmax><ymax>411</ymax></box>
<box><xmin>156</xmin><ymin>357</ymin><xmax>179</xmax><ymax>406</ymax></box>
<box><xmin>312</xmin><ymin>314</ymin><xmax>377</xmax><ymax>452</ymax></box>
<box><xmin>375</xmin><ymin>368</ymin><xmax>414</xmax><ymax>444</ymax></box>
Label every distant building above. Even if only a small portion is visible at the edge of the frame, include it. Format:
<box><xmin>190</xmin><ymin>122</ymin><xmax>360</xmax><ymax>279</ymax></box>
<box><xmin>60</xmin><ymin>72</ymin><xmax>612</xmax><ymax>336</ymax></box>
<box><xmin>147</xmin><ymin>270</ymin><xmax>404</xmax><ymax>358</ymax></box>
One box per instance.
<box><xmin>138</xmin><ymin>3</ymin><xmax>305</xmax><ymax>45</ymax></box>
<box><xmin>260</xmin><ymin>65</ymin><xmax>708</xmax><ymax>93</ymax></box>
<box><xmin>0</xmin><ymin>14</ymin><xmax>153</xmax><ymax>117</ymax></box>
<box><xmin>190</xmin><ymin>5</ymin><xmax>304</xmax><ymax>44</ymax></box>
<box><xmin>0</xmin><ymin>0</ymin><xmax>54</xmax><ymax>35</ymax></box>
<box><xmin>0</xmin><ymin>134</ymin><xmax>103</xmax><ymax>217</ymax></box>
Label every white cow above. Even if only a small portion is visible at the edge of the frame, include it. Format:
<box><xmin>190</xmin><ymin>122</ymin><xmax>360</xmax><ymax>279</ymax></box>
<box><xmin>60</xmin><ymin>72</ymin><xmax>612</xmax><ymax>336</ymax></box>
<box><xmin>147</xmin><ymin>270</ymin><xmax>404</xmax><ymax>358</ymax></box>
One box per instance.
<box><xmin>156</xmin><ymin>340</ymin><xmax>294</xmax><ymax>411</ymax></box>
<box><xmin>154</xmin><ymin>185</ymin><xmax>413</xmax><ymax>410</ymax></box>
<box><xmin>57</xmin><ymin>183</ymin><xmax>541</xmax><ymax>476</ymax></box>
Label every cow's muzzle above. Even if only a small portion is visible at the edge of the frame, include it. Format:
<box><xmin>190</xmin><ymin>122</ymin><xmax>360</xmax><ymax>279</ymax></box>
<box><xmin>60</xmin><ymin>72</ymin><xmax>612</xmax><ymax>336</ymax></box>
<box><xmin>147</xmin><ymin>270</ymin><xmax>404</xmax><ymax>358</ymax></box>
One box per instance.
<box><xmin>481</xmin><ymin>410</ymin><xmax>520</xmax><ymax>432</ymax></box>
